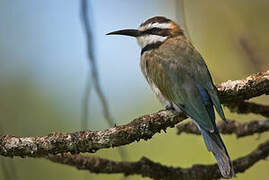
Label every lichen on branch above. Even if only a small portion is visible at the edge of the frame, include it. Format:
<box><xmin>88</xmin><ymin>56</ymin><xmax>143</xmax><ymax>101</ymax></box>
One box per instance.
<box><xmin>217</xmin><ymin>70</ymin><xmax>269</xmax><ymax>104</ymax></box>
<box><xmin>0</xmin><ymin>70</ymin><xmax>269</xmax><ymax>180</ymax></box>
<box><xmin>0</xmin><ymin>71</ymin><xmax>269</xmax><ymax>158</ymax></box>
<box><xmin>0</xmin><ymin>110</ymin><xmax>186</xmax><ymax>157</ymax></box>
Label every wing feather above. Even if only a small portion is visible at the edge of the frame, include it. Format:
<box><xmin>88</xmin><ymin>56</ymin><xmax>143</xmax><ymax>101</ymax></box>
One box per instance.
<box><xmin>141</xmin><ymin>36</ymin><xmax>225</xmax><ymax>131</ymax></box>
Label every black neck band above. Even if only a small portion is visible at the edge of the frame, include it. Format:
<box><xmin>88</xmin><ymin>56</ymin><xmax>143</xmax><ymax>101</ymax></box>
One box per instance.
<box><xmin>141</xmin><ymin>41</ymin><xmax>163</xmax><ymax>55</ymax></box>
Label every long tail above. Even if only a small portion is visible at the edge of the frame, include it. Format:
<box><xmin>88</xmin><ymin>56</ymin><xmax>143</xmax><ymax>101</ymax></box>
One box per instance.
<box><xmin>200</xmin><ymin>128</ymin><xmax>234</xmax><ymax>178</ymax></box>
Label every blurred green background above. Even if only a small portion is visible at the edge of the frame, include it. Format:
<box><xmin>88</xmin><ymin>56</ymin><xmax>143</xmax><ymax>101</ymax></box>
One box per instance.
<box><xmin>0</xmin><ymin>0</ymin><xmax>269</xmax><ymax>179</ymax></box>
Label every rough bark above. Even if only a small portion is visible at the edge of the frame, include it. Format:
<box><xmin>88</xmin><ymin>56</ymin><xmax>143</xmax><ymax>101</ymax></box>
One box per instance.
<box><xmin>48</xmin><ymin>139</ymin><xmax>269</xmax><ymax>180</ymax></box>
<box><xmin>217</xmin><ymin>70</ymin><xmax>269</xmax><ymax>104</ymax></box>
<box><xmin>0</xmin><ymin>71</ymin><xmax>269</xmax><ymax>180</ymax></box>
<box><xmin>225</xmin><ymin>101</ymin><xmax>269</xmax><ymax>117</ymax></box>
<box><xmin>0</xmin><ymin>71</ymin><xmax>268</xmax><ymax>158</ymax></box>
<box><xmin>0</xmin><ymin>110</ymin><xmax>186</xmax><ymax>157</ymax></box>
<box><xmin>177</xmin><ymin>119</ymin><xmax>269</xmax><ymax>138</ymax></box>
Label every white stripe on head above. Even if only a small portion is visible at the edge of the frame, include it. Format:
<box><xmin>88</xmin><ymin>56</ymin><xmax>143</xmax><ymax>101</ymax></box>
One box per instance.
<box><xmin>136</xmin><ymin>35</ymin><xmax>167</xmax><ymax>48</ymax></box>
<box><xmin>136</xmin><ymin>22</ymin><xmax>171</xmax><ymax>49</ymax></box>
<box><xmin>138</xmin><ymin>22</ymin><xmax>171</xmax><ymax>31</ymax></box>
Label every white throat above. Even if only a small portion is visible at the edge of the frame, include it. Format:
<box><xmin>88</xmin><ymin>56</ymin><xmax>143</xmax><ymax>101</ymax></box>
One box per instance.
<box><xmin>136</xmin><ymin>35</ymin><xmax>167</xmax><ymax>48</ymax></box>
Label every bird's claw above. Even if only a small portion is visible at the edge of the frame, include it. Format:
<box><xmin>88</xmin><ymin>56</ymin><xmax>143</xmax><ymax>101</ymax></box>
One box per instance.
<box><xmin>165</xmin><ymin>104</ymin><xmax>175</xmax><ymax>111</ymax></box>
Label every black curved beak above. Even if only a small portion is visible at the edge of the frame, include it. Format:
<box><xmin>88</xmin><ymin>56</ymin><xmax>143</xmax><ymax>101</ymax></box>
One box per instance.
<box><xmin>106</xmin><ymin>29</ymin><xmax>140</xmax><ymax>37</ymax></box>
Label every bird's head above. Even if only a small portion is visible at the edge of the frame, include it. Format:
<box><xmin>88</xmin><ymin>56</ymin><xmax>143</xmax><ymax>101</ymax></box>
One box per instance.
<box><xmin>107</xmin><ymin>16</ymin><xmax>184</xmax><ymax>53</ymax></box>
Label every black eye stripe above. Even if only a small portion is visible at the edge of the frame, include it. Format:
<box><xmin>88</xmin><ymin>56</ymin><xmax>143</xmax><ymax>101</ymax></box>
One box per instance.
<box><xmin>141</xmin><ymin>28</ymin><xmax>171</xmax><ymax>37</ymax></box>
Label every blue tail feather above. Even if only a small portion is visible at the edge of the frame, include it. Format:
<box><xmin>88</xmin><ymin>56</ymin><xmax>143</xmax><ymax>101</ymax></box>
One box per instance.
<box><xmin>197</xmin><ymin>86</ymin><xmax>234</xmax><ymax>178</ymax></box>
<box><xmin>201</xmin><ymin>128</ymin><xmax>234</xmax><ymax>178</ymax></box>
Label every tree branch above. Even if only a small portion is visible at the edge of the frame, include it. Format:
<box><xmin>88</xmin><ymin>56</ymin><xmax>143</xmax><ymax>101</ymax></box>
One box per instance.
<box><xmin>238</xmin><ymin>38</ymin><xmax>266</xmax><ymax>72</ymax></box>
<box><xmin>0</xmin><ymin>71</ymin><xmax>268</xmax><ymax>158</ymax></box>
<box><xmin>217</xmin><ymin>70</ymin><xmax>269</xmax><ymax>104</ymax></box>
<box><xmin>0</xmin><ymin>110</ymin><xmax>186</xmax><ymax>158</ymax></box>
<box><xmin>48</xmin><ymin>139</ymin><xmax>269</xmax><ymax>180</ymax></box>
<box><xmin>225</xmin><ymin>101</ymin><xmax>269</xmax><ymax>117</ymax></box>
<box><xmin>177</xmin><ymin>119</ymin><xmax>269</xmax><ymax>138</ymax></box>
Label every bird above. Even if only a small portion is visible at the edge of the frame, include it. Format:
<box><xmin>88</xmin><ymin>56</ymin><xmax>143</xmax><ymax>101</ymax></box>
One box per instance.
<box><xmin>107</xmin><ymin>16</ymin><xmax>234</xmax><ymax>178</ymax></box>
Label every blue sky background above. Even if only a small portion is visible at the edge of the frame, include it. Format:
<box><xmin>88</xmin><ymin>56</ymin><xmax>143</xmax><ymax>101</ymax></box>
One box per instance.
<box><xmin>0</xmin><ymin>0</ymin><xmax>178</xmax><ymax>129</ymax></box>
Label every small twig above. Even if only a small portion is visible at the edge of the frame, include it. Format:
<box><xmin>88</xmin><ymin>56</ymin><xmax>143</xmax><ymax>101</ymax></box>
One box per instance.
<box><xmin>47</xmin><ymin>139</ymin><xmax>269</xmax><ymax>180</ymax></box>
<box><xmin>178</xmin><ymin>0</ymin><xmax>192</xmax><ymax>42</ymax></box>
<box><xmin>225</xmin><ymin>101</ymin><xmax>269</xmax><ymax>117</ymax></box>
<box><xmin>80</xmin><ymin>0</ymin><xmax>115</xmax><ymax>128</ymax></box>
<box><xmin>80</xmin><ymin>0</ymin><xmax>127</xmax><ymax>160</ymax></box>
<box><xmin>177</xmin><ymin>119</ymin><xmax>269</xmax><ymax>138</ymax></box>
<box><xmin>239</xmin><ymin>38</ymin><xmax>266</xmax><ymax>72</ymax></box>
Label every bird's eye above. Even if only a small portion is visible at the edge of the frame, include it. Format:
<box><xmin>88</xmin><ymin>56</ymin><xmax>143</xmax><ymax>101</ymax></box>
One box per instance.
<box><xmin>143</xmin><ymin>28</ymin><xmax>171</xmax><ymax>37</ymax></box>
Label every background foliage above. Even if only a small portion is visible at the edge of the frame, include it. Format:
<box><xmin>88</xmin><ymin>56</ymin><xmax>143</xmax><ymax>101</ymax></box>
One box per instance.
<box><xmin>0</xmin><ymin>0</ymin><xmax>268</xmax><ymax>179</ymax></box>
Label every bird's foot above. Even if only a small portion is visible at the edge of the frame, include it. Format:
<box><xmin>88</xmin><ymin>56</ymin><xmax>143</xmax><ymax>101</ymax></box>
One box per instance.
<box><xmin>165</xmin><ymin>103</ymin><xmax>183</xmax><ymax>115</ymax></box>
<box><xmin>165</xmin><ymin>104</ymin><xmax>175</xmax><ymax>111</ymax></box>
<box><xmin>165</xmin><ymin>104</ymin><xmax>178</xmax><ymax>114</ymax></box>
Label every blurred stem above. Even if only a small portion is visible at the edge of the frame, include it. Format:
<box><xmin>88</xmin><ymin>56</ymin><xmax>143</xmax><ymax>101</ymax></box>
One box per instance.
<box><xmin>80</xmin><ymin>0</ymin><xmax>115</xmax><ymax>128</ymax></box>
<box><xmin>178</xmin><ymin>0</ymin><xmax>192</xmax><ymax>42</ymax></box>
<box><xmin>238</xmin><ymin>38</ymin><xmax>266</xmax><ymax>72</ymax></box>
<box><xmin>80</xmin><ymin>0</ymin><xmax>126</xmax><ymax>160</ymax></box>
<box><xmin>218</xmin><ymin>3</ymin><xmax>265</xmax><ymax>72</ymax></box>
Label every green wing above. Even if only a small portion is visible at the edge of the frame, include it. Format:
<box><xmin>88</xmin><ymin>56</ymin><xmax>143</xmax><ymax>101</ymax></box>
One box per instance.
<box><xmin>144</xmin><ymin>38</ymin><xmax>225</xmax><ymax>131</ymax></box>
